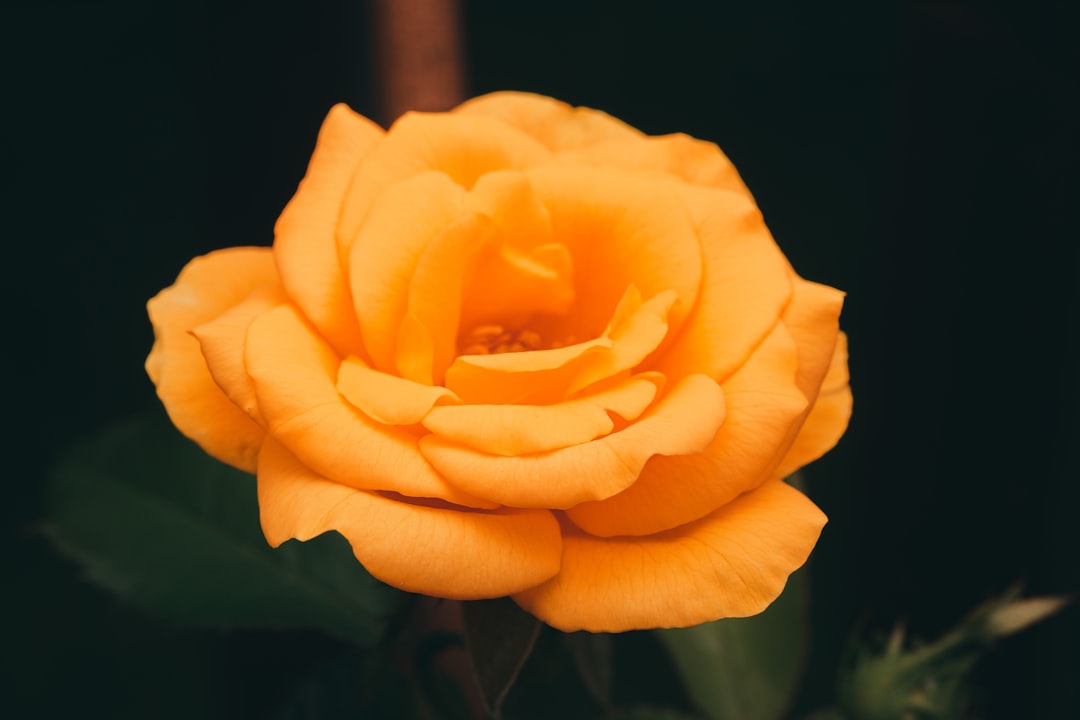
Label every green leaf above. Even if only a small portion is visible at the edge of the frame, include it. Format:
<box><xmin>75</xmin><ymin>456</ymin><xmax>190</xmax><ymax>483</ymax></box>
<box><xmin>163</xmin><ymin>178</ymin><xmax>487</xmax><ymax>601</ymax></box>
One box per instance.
<box><xmin>655</xmin><ymin>567</ymin><xmax>809</xmax><ymax>720</ymax></box>
<box><xmin>614</xmin><ymin>706</ymin><xmax>704</xmax><ymax>720</ymax></box>
<box><xmin>44</xmin><ymin>413</ymin><xmax>396</xmax><ymax>645</ymax></box>
<box><xmin>563</xmin><ymin>631</ymin><xmax>613</xmax><ymax>710</ymax></box>
<box><xmin>462</xmin><ymin>596</ymin><xmax>541</xmax><ymax>719</ymax></box>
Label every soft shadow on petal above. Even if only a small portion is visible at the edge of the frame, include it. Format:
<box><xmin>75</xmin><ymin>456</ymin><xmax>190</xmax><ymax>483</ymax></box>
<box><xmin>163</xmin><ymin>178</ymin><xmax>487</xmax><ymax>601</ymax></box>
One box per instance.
<box><xmin>419</xmin><ymin>374</ymin><xmax>723</xmax><ymax>509</ymax></box>
<box><xmin>514</xmin><ymin>479</ymin><xmax>827</xmax><ymax>632</ymax></box>
<box><xmin>567</xmin><ymin>324</ymin><xmax>807</xmax><ymax>537</ymax></box>
<box><xmin>245</xmin><ymin>304</ymin><xmax>496</xmax><ymax>509</ymax></box>
<box><xmin>454</xmin><ymin>91</ymin><xmax>642</xmax><ymax>152</ymax></box>
<box><xmin>773</xmin><ymin>332</ymin><xmax>852</xmax><ymax>478</ymax></box>
<box><xmin>421</xmin><ymin>373</ymin><xmax>662</xmax><ymax>456</ymax></box>
<box><xmin>274</xmin><ymin>104</ymin><xmax>384</xmax><ymax>357</ymax></box>
<box><xmin>258</xmin><ymin>438</ymin><xmax>562</xmax><ymax>599</ymax></box>
<box><xmin>656</xmin><ymin>191</ymin><xmax>794</xmax><ymax>384</ymax></box>
<box><xmin>348</xmin><ymin>171</ymin><xmax>468</xmax><ymax>373</ymax></box>
<box><xmin>337</xmin><ymin>356</ymin><xmax>460</xmax><ymax>426</ymax></box>
<box><xmin>146</xmin><ymin>247</ymin><xmax>280</xmax><ymax>472</ymax></box>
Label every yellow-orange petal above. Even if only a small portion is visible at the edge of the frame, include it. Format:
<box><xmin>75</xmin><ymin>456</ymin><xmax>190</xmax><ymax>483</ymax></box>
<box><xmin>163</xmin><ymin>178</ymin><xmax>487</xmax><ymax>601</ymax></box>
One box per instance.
<box><xmin>524</xmin><ymin>166</ymin><xmax>701</xmax><ymax>347</ymax></box>
<box><xmin>192</xmin><ymin>285</ymin><xmax>288</xmax><ymax>425</ymax></box>
<box><xmin>336</xmin><ymin>111</ymin><xmax>552</xmax><ymax>255</ymax></box>
<box><xmin>514</xmin><ymin>479</ymin><xmax>827</xmax><ymax>632</ymax></box>
<box><xmin>347</xmin><ymin>171</ymin><xmax>468</xmax><ymax>373</ymax></box>
<box><xmin>568</xmin><ymin>287</ymin><xmax>677</xmax><ymax>395</ymax></box>
<box><xmin>146</xmin><ymin>247</ymin><xmax>280</xmax><ymax>472</ymax></box>
<box><xmin>454</xmin><ymin>91</ymin><xmax>643</xmax><ymax>152</ymax></box>
<box><xmin>258</xmin><ymin>438</ymin><xmax>561</xmax><ymax>599</ymax></box>
<box><xmin>419</xmin><ymin>374</ymin><xmax>723</xmax><ymax>509</ymax></box>
<box><xmin>274</xmin><ymin>104</ymin><xmax>384</xmax><ymax>356</ymax></box>
<box><xmin>555</xmin><ymin>133</ymin><xmax>751</xmax><ymax>198</ymax></box>
<box><xmin>656</xmin><ymin>191</ymin><xmax>794</xmax><ymax>384</ymax></box>
<box><xmin>399</xmin><ymin>212</ymin><xmax>497</xmax><ymax>384</ymax></box>
<box><xmin>444</xmin><ymin>337</ymin><xmax>613</xmax><ymax>406</ymax></box>
<box><xmin>337</xmin><ymin>356</ymin><xmax>460</xmax><ymax>426</ymax></box>
<box><xmin>773</xmin><ymin>332</ymin><xmax>852</xmax><ymax>478</ymax></box>
<box><xmin>567</xmin><ymin>323</ymin><xmax>807</xmax><ymax>537</ymax></box>
<box><xmin>245</xmin><ymin>303</ymin><xmax>496</xmax><ymax>509</ymax></box>
<box><xmin>460</xmin><ymin>171</ymin><xmax>574</xmax><ymax>331</ymax></box>
<box><xmin>781</xmin><ymin>278</ymin><xmax>846</xmax><ymax>402</ymax></box>
<box><xmin>421</xmin><ymin>373</ymin><xmax>662</xmax><ymax>456</ymax></box>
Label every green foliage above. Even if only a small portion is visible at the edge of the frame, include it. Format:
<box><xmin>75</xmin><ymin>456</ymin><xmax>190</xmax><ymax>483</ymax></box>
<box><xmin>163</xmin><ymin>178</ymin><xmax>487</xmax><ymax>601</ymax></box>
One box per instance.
<box><xmin>655</xmin><ymin>568</ymin><xmax>808</xmax><ymax>720</ymax></box>
<box><xmin>44</xmin><ymin>413</ymin><xmax>396</xmax><ymax>646</ymax></box>
<box><xmin>463</xmin><ymin>597</ymin><xmax>542</xmax><ymax>719</ymax></box>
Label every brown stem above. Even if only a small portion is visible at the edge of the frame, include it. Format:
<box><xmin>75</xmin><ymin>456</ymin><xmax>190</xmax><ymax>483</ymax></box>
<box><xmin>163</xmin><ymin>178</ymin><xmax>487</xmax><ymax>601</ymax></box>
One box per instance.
<box><xmin>372</xmin><ymin>0</ymin><xmax>466</xmax><ymax>124</ymax></box>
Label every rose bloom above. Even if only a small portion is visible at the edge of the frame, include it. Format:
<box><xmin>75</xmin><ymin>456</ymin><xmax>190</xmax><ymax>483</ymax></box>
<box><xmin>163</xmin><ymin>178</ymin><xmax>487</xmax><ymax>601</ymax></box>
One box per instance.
<box><xmin>147</xmin><ymin>92</ymin><xmax>851</xmax><ymax>632</ymax></box>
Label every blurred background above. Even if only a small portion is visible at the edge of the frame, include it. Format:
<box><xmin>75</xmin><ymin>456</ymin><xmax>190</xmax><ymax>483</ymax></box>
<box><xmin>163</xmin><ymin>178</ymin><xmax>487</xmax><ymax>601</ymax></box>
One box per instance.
<box><xmin>7</xmin><ymin>0</ymin><xmax>1077</xmax><ymax>717</ymax></box>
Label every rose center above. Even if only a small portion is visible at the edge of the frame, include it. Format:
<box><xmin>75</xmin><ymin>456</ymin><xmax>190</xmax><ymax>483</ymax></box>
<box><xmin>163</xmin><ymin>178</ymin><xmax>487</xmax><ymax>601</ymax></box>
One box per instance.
<box><xmin>458</xmin><ymin>324</ymin><xmax>575</xmax><ymax>356</ymax></box>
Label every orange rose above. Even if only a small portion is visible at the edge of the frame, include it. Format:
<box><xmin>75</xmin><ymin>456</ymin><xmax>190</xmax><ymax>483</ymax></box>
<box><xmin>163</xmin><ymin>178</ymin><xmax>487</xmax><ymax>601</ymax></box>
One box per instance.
<box><xmin>146</xmin><ymin>92</ymin><xmax>851</xmax><ymax>632</ymax></box>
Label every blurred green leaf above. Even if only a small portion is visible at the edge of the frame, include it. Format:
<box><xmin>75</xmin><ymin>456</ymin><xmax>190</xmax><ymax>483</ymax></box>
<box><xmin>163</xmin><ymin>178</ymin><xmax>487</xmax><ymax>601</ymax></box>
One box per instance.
<box><xmin>462</xmin><ymin>596</ymin><xmax>541</xmax><ymax>719</ymax></box>
<box><xmin>614</xmin><ymin>706</ymin><xmax>703</xmax><ymax>720</ymax></box>
<box><xmin>655</xmin><ymin>567</ymin><xmax>809</xmax><ymax>720</ymax></box>
<box><xmin>44</xmin><ymin>413</ymin><xmax>396</xmax><ymax>645</ymax></box>
<box><xmin>564</xmin><ymin>631</ymin><xmax>613</xmax><ymax>710</ymax></box>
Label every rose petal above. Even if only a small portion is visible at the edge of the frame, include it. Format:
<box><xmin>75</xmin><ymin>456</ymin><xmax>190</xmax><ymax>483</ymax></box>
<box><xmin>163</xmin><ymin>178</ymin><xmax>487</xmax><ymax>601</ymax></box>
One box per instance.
<box><xmin>274</xmin><ymin>104</ymin><xmax>384</xmax><ymax>356</ymax></box>
<box><xmin>398</xmin><ymin>212</ymin><xmax>497</xmax><ymax>384</ymax></box>
<box><xmin>444</xmin><ymin>338</ymin><xmax>613</xmax><ymax>406</ymax></box>
<box><xmin>336</xmin><ymin>111</ymin><xmax>552</xmax><ymax>256</ymax></box>
<box><xmin>347</xmin><ymin>171</ymin><xmax>468</xmax><ymax>373</ymax></box>
<box><xmin>567</xmin><ymin>323</ymin><xmax>807</xmax><ymax>537</ymax></box>
<box><xmin>419</xmin><ymin>374</ymin><xmax>724</xmax><ymax>509</ymax></box>
<box><xmin>781</xmin><ymin>278</ymin><xmax>846</xmax><ymax>401</ymax></box>
<box><xmin>556</xmin><ymin>133</ymin><xmax>751</xmax><ymax>196</ymax></box>
<box><xmin>191</xmin><ymin>285</ymin><xmax>287</xmax><ymax>426</ymax></box>
<box><xmin>460</xmin><ymin>170</ymin><xmax>574</xmax><ymax>331</ymax></box>
<box><xmin>773</xmin><ymin>332</ymin><xmax>852</xmax><ymax>478</ymax></box>
<box><xmin>443</xmin><ymin>285</ymin><xmax>674</xmax><ymax>405</ymax></box>
<box><xmin>567</xmin><ymin>286</ymin><xmax>677</xmax><ymax>395</ymax></box>
<box><xmin>421</xmin><ymin>373</ymin><xmax>662</xmax><ymax>456</ymax></box>
<box><xmin>337</xmin><ymin>356</ymin><xmax>460</xmax><ymax>426</ymax></box>
<box><xmin>454</xmin><ymin>91</ymin><xmax>642</xmax><ymax>152</ymax></box>
<box><xmin>656</xmin><ymin>191</ymin><xmax>794</xmax><ymax>384</ymax></box>
<box><xmin>258</xmin><ymin>438</ymin><xmax>561</xmax><ymax>599</ymax></box>
<box><xmin>514</xmin><ymin>479</ymin><xmax>827</xmax><ymax>632</ymax></box>
<box><xmin>146</xmin><ymin>247</ymin><xmax>279</xmax><ymax>472</ymax></box>
<box><xmin>245</xmin><ymin>303</ymin><xmax>496</xmax><ymax>509</ymax></box>
<box><xmin>524</xmin><ymin>166</ymin><xmax>701</xmax><ymax>347</ymax></box>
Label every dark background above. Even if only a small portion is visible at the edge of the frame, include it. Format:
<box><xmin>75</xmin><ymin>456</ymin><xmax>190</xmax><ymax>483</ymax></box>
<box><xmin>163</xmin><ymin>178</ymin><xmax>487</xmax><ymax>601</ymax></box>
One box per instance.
<box><xmin>7</xmin><ymin>0</ymin><xmax>1078</xmax><ymax>717</ymax></box>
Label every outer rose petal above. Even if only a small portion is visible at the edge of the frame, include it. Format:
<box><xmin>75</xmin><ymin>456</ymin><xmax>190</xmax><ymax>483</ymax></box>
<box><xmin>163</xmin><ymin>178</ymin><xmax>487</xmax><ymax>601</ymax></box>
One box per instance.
<box><xmin>258</xmin><ymin>439</ymin><xmax>562</xmax><ymax>599</ymax></box>
<box><xmin>567</xmin><ymin>323</ymin><xmax>807</xmax><ymax>537</ymax></box>
<box><xmin>146</xmin><ymin>247</ymin><xmax>279</xmax><ymax>472</ymax></box>
<box><xmin>514</xmin><ymin>479</ymin><xmax>827</xmax><ymax>632</ymax></box>
<box><xmin>656</xmin><ymin>191</ymin><xmax>793</xmax><ymax>384</ymax></box>
<box><xmin>555</xmin><ymin>133</ymin><xmax>751</xmax><ymax>199</ymax></box>
<box><xmin>454</xmin><ymin>91</ymin><xmax>642</xmax><ymax>152</ymax></box>
<box><xmin>773</xmin><ymin>332</ymin><xmax>852</xmax><ymax>478</ymax></box>
<box><xmin>245</xmin><ymin>304</ymin><xmax>496</xmax><ymax>509</ymax></box>
<box><xmin>192</xmin><ymin>284</ymin><xmax>288</xmax><ymax>425</ymax></box>
<box><xmin>419</xmin><ymin>374</ymin><xmax>724</xmax><ymax>509</ymax></box>
<box><xmin>274</xmin><ymin>104</ymin><xmax>384</xmax><ymax>356</ymax></box>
